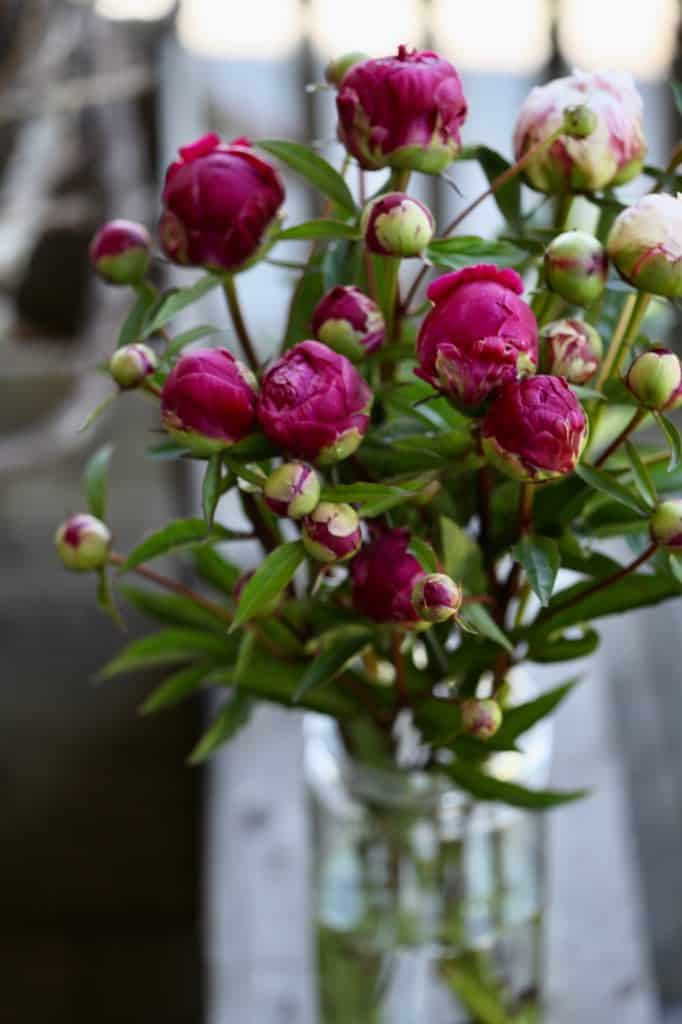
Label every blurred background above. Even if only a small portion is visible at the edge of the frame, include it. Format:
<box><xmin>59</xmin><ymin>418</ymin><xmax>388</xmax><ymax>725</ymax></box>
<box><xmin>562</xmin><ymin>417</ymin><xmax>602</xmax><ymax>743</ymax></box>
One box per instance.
<box><xmin>1</xmin><ymin>1</ymin><xmax>681</xmax><ymax>1021</ymax></box>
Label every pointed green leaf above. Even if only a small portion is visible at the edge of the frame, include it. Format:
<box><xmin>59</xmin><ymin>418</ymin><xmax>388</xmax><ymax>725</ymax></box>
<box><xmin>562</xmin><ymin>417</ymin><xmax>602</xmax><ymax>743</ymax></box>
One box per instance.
<box><xmin>294</xmin><ymin>633</ymin><xmax>371</xmax><ymax>702</ymax></box>
<box><xmin>575</xmin><ymin>463</ymin><xmax>648</xmax><ymax>516</ymax></box>
<box><xmin>459</xmin><ymin>603</ymin><xmax>512</xmax><ymax>652</ymax></box>
<box><xmin>495</xmin><ymin>678</ymin><xmax>580</xmax><ymax>743</ymax></box>
<box><xmin>256</xmin><ymin>139</ymin><xmax>357</xmax><ymax>217</ymax></box>
<box><xmin>188</xmin><ymin>690</ymin><xmax>255</xmax><ymax>764</ymax></box>
<box><xmin>669</xmin><ymin>553</ymin><xmax>682</xmax><ymax>586</ymax></box>
<box><xmin>447</xmin><ymin>759</ymin><xmax>587</xmax><ymax>810</ymax></box>
<box><xmin>532</xmin><ymin>572</ymin><xmax>677</xmax><ymax>637</ymax></box>
<box><xmin>192</xmin><ymin>546</ymin><xmax>241</xmax><ymax>597</ymax></box>
<box><xmin>122</xmin><ymin>518</ymin><xmax>243</xmax><ymax>571</ymax></box>
<box><xmin>145</xmin><ymin>439</ymin><xmax>190</xmax><ymax>460</ymax></box>
<box><xmin>671</xmin><ymin>81</ymin><xmax>682</xmax><ymax>116</ymax></box>
<box><xmin>408</xmin><ymin>537</ymin><xmax>439</xmax><ymax>574</ymax></box>
<box><xmin>140</xmin><ymin>661</ymin><xmax>212</xmax><ymax>714</ymax></box>
<box><xmin>527</xmin><ymin>627</ymin><xmax>600</xmax><ymax>663</ymax></box>
<box><xmin>78</xmin><ymin>392</ymin><xmax>117</xmax><ymax>433</ymax></box>
<box><xmin>231</xmin><ymin>541</ymin><xmax>306</xmax><ymax>630</ymax></box>
<box><xmin>140</xmin><ymin>274</ymin><xmax>222</xmax><ymax>338</ymax></box>
<box><xmin>202</xmin><ymin>454</ymin><xmax>223</xmax><ymax>528</ymax></box>
<box><xmin>161</xmin><ymin>324</ymin><xmax>219</xmax><ymax>363</ymax></box>
<box><xmin>654</xmin><ymin>411</ymin><xmax>681</xmax><ymax>471</ymax></box>
<box><xmin>117</xmin><ymin>282</ymin><xmax>159</xmax><ymax>347</ymax></box>
<box><xmin>427</xmin><ymin>236</ymin><xmax>525</xmax><ymax>270</ymax></box>
<box><xmin>277</xmin><ymin>219</ymin><xmax>359</xmax><ymax>242</ymax></box>
<box><xmin>441</xmin><ymin>517</ymin><xmax>486</xmax><ymax>592</ymax></box>
<box><xmin>119</xmin><ymin>584</ymin><xmax>230</xmax><ymax>632</ymax></box>
<box><xmin>98</xmin><ymin>628</ymin><xmax>233</xmax><ymax>679</ymax></box>
<box><xmin>512</xmin><ymin>535</ymin><xmax>560</xmax><ymax>607</ymax></box>
<box><xmin>96</xmin><ymin>568</ymin><xmax>124</xmax><ymax>629</ymax></box>
<box><xmin>625</xmin><ymin>441</ymin><xmax>657</xmax><ymax>508</ymax></box>
<box><xmin>84</xmin><ymin>444</ymin><xmax>114</xmax><ymax>520</ymax></box>
<box><xmin>468</xmin><ymin>145</ymin><xmax>522</xmax><ymax>227</ymax></box>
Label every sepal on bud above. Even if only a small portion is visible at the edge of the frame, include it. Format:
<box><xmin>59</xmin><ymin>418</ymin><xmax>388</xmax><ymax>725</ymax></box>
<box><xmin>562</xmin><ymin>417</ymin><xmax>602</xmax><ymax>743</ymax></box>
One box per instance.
<box><xmin>412</xmin><ymin>573</ymin><xmax>462</xmax><ymax>623</ymax></box>
<box><xmin>626</xmin><ymin>348</ymin><xmax>682</xmax><ymax>411</ymax></box>
<box><xmin>263</xmin><ymin>463</ymin><xmax>320</xmax><ymax>519</ymax></box>
<box><xmin>109</xmin><ymin>344</ymin><xmax>157</xmax><ymax>390</ymax></box>
<box><xmin>544</xmin><ymin>231</ymin><xmax>608</xmax><ymax>307</ymax></box>
<box><xmin>460</xmin><ymin>698</ymin><xmax>503</xmax><ymax>740</ymax></box>
<box><xmin>302</xmin><ymin>502</ymin><xmax>362</xmax><ymax>563</ymax></box>
<box><xmin>325</xmin><ymin>52</ymin><xmax>368</xmax><ymax>87</ymax></box>
<box><xmin>55</xmin><ymin>514</ymin><xmax>112</xmax><ymax>572</ymax></box>
<box><xmin>361</xmin><ymin>192</ymin><xmax>434</xmax><ymax>258</ymax></box>
<box><xmin>650</xmin><ymin>499</ymin><xmax>682</xmax><ymax>551</ymax></box>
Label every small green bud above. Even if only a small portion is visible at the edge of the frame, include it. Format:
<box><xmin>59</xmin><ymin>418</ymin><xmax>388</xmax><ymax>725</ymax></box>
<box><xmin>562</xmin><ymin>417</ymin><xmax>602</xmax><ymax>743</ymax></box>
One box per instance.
<box><xmin>109</xmin><ymin>344</ymin><xmax>157</xmax><ymax>390</ymax></box>
<box><xmin>361</xmin><ymin>192</ymin><xmax>434</xmax><ymax>259</ymax></box>
<box><xmin>650</xmin><ymin>499</ymin><xmax>682</xmax><ymax>551</ymax></box>
<box><xmin>626</xmin><ymin>348</ymin><xmax>682</xmax><ymax>411</ymax></box>
<box><xmin>412</xmin><ymin>573</ymin><xmax>462</xmax><ymax>623</ymax></box>
<box><xmin>562</xmin><ymin>104</ymin><xmax>597</xmax><ymax>139</ymax></box>
<box><xmin>263</xmin><ymin>463</ymin><xmax>320</xmax><ymax>519</ymax></box>
<box><xmin>55</xmin><ymin>514</ymin><xmax>112</xmax><ymax>572</ymax></box>
<box><xmin>460</xmin><ymin>698</ymin><xmax>503</xmax><ymax>740</ymax></box>
<box><xmin>301</xmin><ymin>502</ymin><xmax>362</xmax><ymax>563</ymax></box>
<box><xmin>544</xmin><ymin>230</ymin><xmax>608</xmax><ymax>307</ymax></box>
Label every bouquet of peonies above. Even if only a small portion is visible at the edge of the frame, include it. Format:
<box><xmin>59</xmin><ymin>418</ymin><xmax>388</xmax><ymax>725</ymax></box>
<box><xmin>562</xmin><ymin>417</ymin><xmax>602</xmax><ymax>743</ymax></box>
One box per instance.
<box><xmin>57</xmin><ymin>48</ymin><xmax>682</xmax><ymax>806</ymax></box>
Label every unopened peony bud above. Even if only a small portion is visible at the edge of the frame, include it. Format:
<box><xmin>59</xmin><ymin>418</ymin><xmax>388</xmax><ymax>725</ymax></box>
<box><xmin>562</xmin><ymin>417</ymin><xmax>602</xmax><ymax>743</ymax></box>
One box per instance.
<box><xmin>513</xmin><ymin>70</ymin><xmax>646</xmax><ymax>194</ymax></box>
<box><xmin>607</xmin><ymin>193</ymin><xmax>682</xmax><ymax>298</ymax></box>
<box><xmin>361</xmin><ymin>193</ymin><xmax>434</xmax><ymax>258</ymax></box>
<box><xmin>351</xmin><ymin>528</ymin><xmax>425</xmax><ymax>624</ymax></box>
<box><xmin>312</xmin><ymin>286</ymin><xmax>385</xmax><ymax>361</ymax></box>
<box><xmin>109</xmin><ymin>344</ymin><xmax>157</xmax><ymax>390</ymax></box>
<box><xmin>263</xmin><ymin>462</ymin><xmax>320</xmax><ymax>519</ymax></box>
<box><xmin>544</xmin><ymin>231</ymin><xmax>608</xmax><ymax>307</ymax></box>
<box><xmin>337</xmin><ymin>46</ymin><xmax>467</xmax><ymax>174</ymax></box>
<box><xmin>626</xmin><ymin>348</ymin><xmax>682</xmax><ymax>410</ymax></box>
<box><xmin>412</xmin><ymin>573</ymin><xmax>462</xmax><ymax>623</ymax></box>
<box><xmin>89</xmin><ymin>219</ymin><xmax>151</xmax><ymax>285</ymax></box>
<box><xmin>325</xmin><ymin>52</ymin><xmax>368</xmax><ymax>87</ymax></box>
<box><xmin>482</xmin><ymin>375</ymin><xmax>588</xmax><ymax>482</ymax></box>
<box><xmin>460</xmin><ymin>698</ymin><xmax>503</xmax><ymax>740</ymax></box>
<box><xmin>540</xmin><ymin>318</ymin><xmax>602</xmax><ymax>384</ymax></box>
<box><xmin>55</xmin><ymin>514</ymin><xmax>112</xmax><ymax>572</ymax></box>
<box><xmin>161</xmin><ymin>348</ymin><xmax>257</xmax><ymax>455</ymax></box>
<box><xmin>301</xmin><ymin>502</ymin><xmax>362</xmax><ymax>563</ymax></box>
<box><xmin>650</xmin><ymin>499</ymin><xmax>682</xmax><ymax>551</ymax></box>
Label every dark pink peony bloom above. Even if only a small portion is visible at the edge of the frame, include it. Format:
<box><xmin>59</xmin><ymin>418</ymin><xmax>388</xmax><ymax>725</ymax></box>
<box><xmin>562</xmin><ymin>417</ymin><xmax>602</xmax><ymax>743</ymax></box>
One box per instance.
<box><xmin>161</xmin><ymin>348</ymin><xmax>257</xmax><ymax>455</ymax></box>
<box><xmin>337</xmin><ymin>45</ymin><xmax>467</xmax><ymax>174</ymax></box>
<box><xmin>351</xmin><ymin>528</ymin><xmax>425</xmax><ymax>624</ymax></box>
<box><xmin>482</xmin><ymin>375</ymin><xmax>588</xmax><ymax>481</ymax></box>
<box><xmin>89</xmin><ymin>219</ymin><xmax>151</xmax><ymax>285</ymax></box>
<box><xmin>159</xmin><ymin>134</ymin><xmax>285</xmax><ymax>273</ymax></box>
<box><xmin>257</xmin><ymin>340</ymin><xmax>372</xmax><ymax>465</ymax></box>
<box><xmin>312</xmin><ymin>285</ymin><xmax>385</xmax><ymax>360</ymax></box>
<box><xmin>416</xmin><ymin>265</ymin><xmax>538</xmax><ymax>410</ymax></box>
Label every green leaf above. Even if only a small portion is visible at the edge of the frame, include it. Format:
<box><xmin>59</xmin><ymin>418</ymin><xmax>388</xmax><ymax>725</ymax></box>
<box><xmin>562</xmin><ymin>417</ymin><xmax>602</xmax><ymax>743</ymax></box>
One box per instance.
<box><xmin>84</xmin><ymin>443</ymin><xmax>114</xmax><ymax>520</ymax></box>
<box><xmin>671</xmin><ymin>81</ymin><xmax>682</xmax><ymax>116</ymax></box>
<box><xmin>192</xmin><ymin>546</ymin><xmax>241</xmax><ymax>596</ymax></box>
<box><xmin>532</xmin><ymin>571</ymin><xmax>677</xmax><ymax>637</ymax></box>
<box><xmin>625</xmin><ymin>441</ymin><xmax>657</xmax><ymax>508</ymax></box>
<box><xmin>441</xmin><ymin>517</ymin><xmax>486</xmax><ymax>592</ymax></box>
<box><xmin>233</xmin><ymin>630</ymin><xmax>257</xmax><ymax>684</ymax></box>
<box><xmin>140</xmin><ymin>274</ymin><xmax>222</xmax><ymax>338</ymax></box>
<box><xmin>140</xmin><ymin>661</ymin><xmax>211</xmax><ymax>714</ymax></box>
<box><xmin>527</xmin><ymin>627</ymin><xmax>600</xmax><ymax>663</ymax></box>
<box><xmin>669</xmin><ymin>553</ymin><xmax>682</xmax><ymax>586</ymax></box>
<box><xmin>277</xmin><ymin>219</ymin><xmax>359</xmax><ymax>242</ymax></box>
<box><xmin>294</xmin><ymin>633</ymin><xmax>371</xmax><ymax>702</ymax></box>
<box><xmin>575</xmin><ymin>463</ymin><xmax>648</xmax><ymax>516</ymax></box>
<box><xmin>188</xmin><ymin>690</ymin><xmax>255</xmax><ymax>763</ymax></box>
<box><xmin>96</xmin><ymin>568</ymin><xmax>124</xmax><ymax>629</ymax></box>
<box><xmin>202</xmin><ymin>455</ymin><xmax>223</xmax><ymax>528</ymax></box>
<box><xmin>408</xmin><ymin>537</ymin><xmax>439</xmax><ymax>573</ymax></box>
<box><xmin>232</xmin><ymin>541</ymin><xmax>306</xmax><ymax>629</ymax></box>
<box><xmin>161</xmin><ymin>324</ymin><xmax>219</xmax><ymax>363</ymax></box>
<box><xmin>256</xmin><ymin>139</ymin><xmax>357</xmax><ymax>217</ymax></box>
<box><xmin>121</xmin><ymin>518</ymin><xmax>242</xmax><ymax>571</ymax></box>
<box><xmin>495</xmin><ymin>678</ymin><xmax>579</xmax><ymax>744</ymax></box>
<box><xmin>440</xmin><ymin>956</ymin><xmax>516</xmax><ymax>1024</ymax></box>
<box><xmin>78</xmin><ymin>393</ymin><xmax>117</xmax><ymax>433</ymax></box>
<box><xmin>226</xmin><ymin>433</ymin><xmax>280</xmax><ymax>461</ymax></box>
<box><xmin>119</xmin><ymin>583</ymin><xmax>229</xmax><ymax>632</ymax></box>
<box><xmin>118</xmin><ymin>283</ymin><xmax>159</xmax><ymax>347</ymax></box>
<box><xmin>447</xmin><ymin>759</ymin><xmax>587</xmax><ymax>810</ymax></box>
<box><xmin>459</xmin><ymin>145</ymin><xmax>522</xmax><ymax>227</ymax></box>
<box><xmin>98</xmin><ymin>628</ymin><xmax>233</xmax><ymax>679</ymax></box>
<box><xmin>459</xmin><ymin>603</ymin><xmax>512</xmax><ymax>652</ymax></box>
<box><xmin>427</xmin><ymin>235</ymin><xmax>525</xmax><ymax>270</ymax></box>
<box><xmin>282</xmin><ymin>251</ymin><xmax>325</xmax><ymax>350</ymax></box>
<box><xmin>320</xmin><ymin>482</ymin><xmax>408</xmax><ymax>504</ymax></box>
<box><xmin>512</xmin><ymin>535</ymin><xmax>560</xmax><ymax>607</ymax></box>
<box><xmin>653</xmin><ymin>412</ymin><xmax>682</xmax><ymax>471</ymax></box>
<box><xmin>145</xmin><ymin>439</ymin><xmax>190</xmax><ymax>460</ymax></box>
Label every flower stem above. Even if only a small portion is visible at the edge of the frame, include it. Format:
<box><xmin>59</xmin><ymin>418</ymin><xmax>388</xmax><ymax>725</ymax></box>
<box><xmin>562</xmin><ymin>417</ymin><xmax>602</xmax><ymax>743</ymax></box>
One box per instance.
<box><xmin>544</xmin><ymin>543</ymin><xmax>656</xmax><ymax>619</ymax></box>
<box><xmin>594</xmin><ymin>407</ymin><xmax>646</xmax><ymax>468</ymax></box>
<box><xmin>519</xmin><ymin>483</ymin><xmax>535</xmax><ymax>534</ymax></box>
<box><xmin>391</xmin><ymin>630</ymin><xmax>411</xmax><ymax>709</ymax></box>
<box><xmin>593</xmin><ymin>292</ymin><xmax>637</xmax><ymax>390</ymax></box>
<box><xmin>613</xmin><ymin>291</ymin><xmax>652</xmax><ymax>375</ymax></box>
<box><xmin>108</xmin><ymin>551</ymin><xmax>234</xmax><ymax>625</ymax></box>
<box><xmin>222</xmin><ymin>276</ymin><xmax>260</xmax><ymax>375</ymax></box>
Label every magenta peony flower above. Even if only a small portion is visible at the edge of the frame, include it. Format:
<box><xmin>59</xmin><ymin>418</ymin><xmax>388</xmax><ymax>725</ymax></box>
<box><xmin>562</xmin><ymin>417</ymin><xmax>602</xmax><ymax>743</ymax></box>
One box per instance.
<box><xmin>482</xmin><ymin>375</ymin><xmax>588</xmax><ymax>481</ymax></box>
<box><xmin>257</xmin><ymin>340</ymin><xmax>372</xmax><ymax>465</ymax></box>
<box><xmin>159</xmin><ymin>134</ymin><xmax>285</xmax><ymax>273</ymax></box>
<box><xmin>416</xmin><ymin>265</ymin><xmax>538</xmax><ymax>411</ymax></box>
<box><xmin>302</xmin><ymin>503</ymin><xmax>362</xmax><ymax>563</ymax></box>
<box><xmin>89</xmin><ymin>219</ymin><xmax>151</xmax><ymax>285</ymax></box>
<box><xmin>55</xmin><ymin>514</ymin><xmax>112</xmax><ymax>572</ymax></box>
<box><xmin>161</xmin><ymin>348</ymin><xmax>257</xmax><ymax>455</ymax></box>
<box><xmin>361</xmin><ymin>192</ymin><xmax>434</xmax><ymax>258</ymax></box>
<box><xmin>540</xmin><ymin>318</ymin><xmax>602</xmax><ymax>385</ymax></box>
<box><xmin>337</xmin><ymin>45</ymin><xmax>467</xmax><ymax>174</ymax></box>
<box><xmin>513</xmin><ymin>70</ymin><xmax>646</xmax><ymax>194</ymax></box>
<box><xmin>607</xmin><ymin>193</ymin><xmax>682</xmax><ymax>299</ymax></box>
<box><xmin>351</xmin><ymin>529</ymin><xmax>425</xmax><ymax>623</ymax></box>
<box><xmin>312</xmin><ymin>285</ymin><xmax>385</xmax><ymax>361</ymax></box>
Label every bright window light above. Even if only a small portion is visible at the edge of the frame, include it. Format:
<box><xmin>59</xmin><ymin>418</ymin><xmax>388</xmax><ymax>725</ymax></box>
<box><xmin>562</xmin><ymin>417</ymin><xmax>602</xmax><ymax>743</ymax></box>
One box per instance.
<box><xmin>312</xmin><ymin>0</ymin><xmax>422</xmax><ymax>58</ymax></box>
<box><xmin>433</xmin><ymin>0</ymin><xmax>551</xmax><ymax>73</ymax></box>
<box><xmin>559</xmin><ymin>0</ymin><xmax>679</xmax><ymax>79</ymax></box>
<box><xmin>177</xmin><ymin>0</ymin><xmax>300</xmax><ymax>58</ymax></box>
<box><xmin>95</xmin><ymin>0</ymin><xmax>175</xmax><ymax>19</ymax></box>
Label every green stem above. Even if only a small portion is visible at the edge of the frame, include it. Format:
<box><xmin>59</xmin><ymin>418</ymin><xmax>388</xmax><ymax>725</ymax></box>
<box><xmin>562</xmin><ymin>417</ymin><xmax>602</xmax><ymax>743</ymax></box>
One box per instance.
<box><xmin>594</xmin><ymin>407</ymin><xmax>646</xmax><ymax>468</ymax></box>
<box><xmin>108</xmin><ymin>551</ymin><xmax>233</xmax><ymax>625</ymax></box>
<box><xmin>222</xmin><ymin>276</ymin><xmax>260</xmax><ymax>375</ymax></box>
<box><xmin>613</xmin><ymin>291</ymin><xmax>652</xmax><ymax>375</ymax></box>
<box><xmin>593</xmin><ymin>292</ymin><xmax>637</xmax><ymax>390</ymax></box>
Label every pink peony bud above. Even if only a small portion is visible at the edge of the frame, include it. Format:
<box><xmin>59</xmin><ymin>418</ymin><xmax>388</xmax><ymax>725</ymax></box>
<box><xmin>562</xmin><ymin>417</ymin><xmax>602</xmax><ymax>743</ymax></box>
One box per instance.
<box><xmin>650</xmin><ymin>500</ymin><xmax>682</xmax><ymax>551</ymax></box>
<box><xmin>301</xmin><ymin>502</ymin><xmax>362</xmax><ymax>563</ymax></box>
<box><xmin>513</xmin><ymin>70</ymin><xmax>646</xmax><ymax>194</ymax></box>
<box><xmin>312</xmin><ymin>285</ymin><xmax>385</xmax><ymax>361</ymax></box>
<box><xmin>161</xmin><ymin>348</ymin><xmax>257</xmax><ymax>455</ymax></box>
<box><xmin>626</xmin><ymin>347</ymin><xmax>682</xmax><ymax>411</ymax></box>
<box><xmin>544</xmin><ymin>230</ymin><xmax>608</xmax><ymax>307</ymax></box>
<box><xmin>337</xmin><ymin>46</ymin><xmax>467</xmax><ymax>174</ymax></box>
<box><xmin>482</xmin><ymin>375</ymin><xmax>588</xmax><ymax>481</ymax></box>
<box><xmin>263</xmin><ymin>462</ymin><xmax>320</xmax><ymax>519</ymax></box>
<box><xmin>415</xmin><ymin>265</ymin><xmax>538</xmax><ymax>411</ymax></box>
<box><xmin>460</xmin><ymin>698</ymin><xmax>503</xmax><ymax>740</ymax></box>
<box><xmin>607</xmin><ymin>193</ymin><xmax>682</xmax><ymax>298</ymax></box>
<box><xmin>361</xmin><ymin>192</ymin><xmax>434</xmax><ymax>258</ymax></box>
<box><xmin>412</xmin><ymin>573</ymin><xmax>462</xmax><ymax>623</ymax></box>
<box><xmin>540</xmin><ymin>318</ymin><xmax>602</xmax><ymax>384</ymax></box>
<box><xmin>89</xmin><ymin>219</ymin><xmax>151</xmax><ymax>285</ymax></box>
<box><xmin>257</xmin><ymin>340</ymin><xmax>372</xmax><ymax>465</ymax></box>
<box><xmin>55</xmin><ymin>513</ymin><xmax>112</xmax><ymax>572</ymax></box>
<box><xmin>159</xmin><ymin>134</ymin><xmax>285</xmax><ymax>273</ymax></box>
<box><xmin>351</xmin><ymin>528</ymin><xmax>425</xmax><ymax>624</ymax></box>
<box><xmin>109</xmin><ymin>344</ymin><xmax>157</xmax><ymax>390</ymax></box>
<box><xmin>325</xmin><ymin>52</ymin><xmax>368</xmax><ymax>87</ymax></box>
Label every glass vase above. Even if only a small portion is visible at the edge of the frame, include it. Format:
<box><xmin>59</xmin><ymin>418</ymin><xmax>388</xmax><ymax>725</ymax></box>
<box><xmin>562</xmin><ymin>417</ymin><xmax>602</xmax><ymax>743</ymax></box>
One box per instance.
<box><xmin>304</xmin><ymin>710</ymin><xmax>551</xmax><ymax>1024</ymax></box>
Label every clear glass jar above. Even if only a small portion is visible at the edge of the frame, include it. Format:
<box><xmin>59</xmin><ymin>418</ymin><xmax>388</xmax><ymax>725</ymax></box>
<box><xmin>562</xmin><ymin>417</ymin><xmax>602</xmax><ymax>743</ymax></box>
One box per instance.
<box><xmin>304</xmin><ymin>706</ymin><xmax>551</xmax><ymax>1024</ymax></box>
